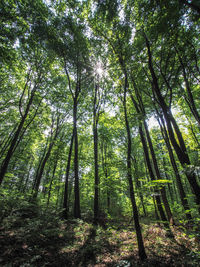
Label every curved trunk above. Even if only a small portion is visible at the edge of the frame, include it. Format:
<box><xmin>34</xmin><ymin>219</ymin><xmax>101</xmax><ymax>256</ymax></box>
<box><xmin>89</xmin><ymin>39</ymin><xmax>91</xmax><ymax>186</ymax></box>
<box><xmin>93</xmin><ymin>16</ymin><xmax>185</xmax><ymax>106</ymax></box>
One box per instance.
<box><xmin>33</xmin><ymin>121</ymin><xmax>59</xmax><ymax>198</ymax></box>
<box><xmin>158</xmin><ymin>116</ymin><xmax>192</xmax><ymax>221</ymax></box>
<box><xmin>33</xmin><ymin>141</ymin><xmax>54</xmax><ymax>198</ymax></box>
<box><xmin>0</xmin><ymin>88</ymin><xmax>36</xmax><ymax>185</ymax></box>
<box><xmin>145</xmin><ymin>34</ymin><xmax>200</xmax><ymax>211</ymax></box>
<box><xmin>178</xmin><ymin>52</ymin><xmax>200</xmax><ymax>126</ymax></box>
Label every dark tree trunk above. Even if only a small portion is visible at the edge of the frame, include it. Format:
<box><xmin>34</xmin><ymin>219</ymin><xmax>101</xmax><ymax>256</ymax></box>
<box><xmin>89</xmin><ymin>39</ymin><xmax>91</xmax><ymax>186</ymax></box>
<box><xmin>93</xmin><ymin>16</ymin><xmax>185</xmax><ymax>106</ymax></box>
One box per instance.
<box><xmin>186</xmin><ymin>117</ymin><xmax>200</xmax><ymax>147</ymax></box>
<box><xmin>164</xmin><ymin>106</ymin><xmax>200</xmax><ymax>211</ymax></box>
<box><xmin>33</xmin><ymin>142</ymin><xmax>54</xmax><ymax>198</ymax></box>
<box><xmin>123</xmin><ymin>76</ymin><xmax>147</xmax><ymax>261</ymax></box>
<box><xmin>139</xmin><ymin>125</ymin><xmax>168</xmax><ymax>223</ymax></box>
<box><xmin>47</xmin><ymin>156</ymin><xmax>58</xmax><ymax>207</ymax></box>
<box><xmin>93</xmin><ymin>84</ymin><xmax>100</xmax><ymax>224</ymax></box>
<box><xmin>93</xmin><ymin>124</ymin><xmax>99</xmax><ymax>223</ymax></box>
<box><xmin>131</xmin><ymin>156</ymin><xmax>147</xmax><ymax>217</ymax></box>
<box><xmin>73</xmin><ymin>96</ymin><xmax>81</xmax><ymax>218</ymax></box>
<box><xmin>129</xmin><ymin>89</ymin><xmax>168</xmax><ymax>224</ymax></box>
<box><xmin>33</xmin><ymin>141</ymin><xmax>48</xmax><ymax>191</ymax></box>
<box><xmin>33</xmin><ymin>121</ymin><xmax>59</xmax><ymax>198</ymax></box>
<box><xmin>143</xmin><ymin>120</ymin><xmax>174</xmax><ymax>225</ymax></box>
<box><xmin>0</xmin><ymin>87</ymin><xmax>36</xmax><ymax>185</ymax></box>
<box><xmin>158</xmin><ymin>115</ymin><xmax>192</xmax><ymax>220</ymax></box>
<box><xmin>22</xmin><ymin>161</ymin><xmax>33</xmax><ymax>193</ymax></box>
<box><xmin>63</xmin><ymin>133</ymin><xmax>74</xmax><ymax>219</ymax></box>
<box><xmin>0</xmin><ymin>124</ymin><xmax>18</xmax><ymax>159</ymax></box>
<box><xmin>101</xmin><ymin>141</ymin><xmax>110</xmax><ymax>212</ymax></box>
<box><xmin>144</xmin><ymin>34</ymin><xmax>200</xmax><ymax>211</ymax></box>
<box><xmin>153</xmin><ymin>195</ymin><xmax>160</xmax><ymax>221</ymax></box>
<box><xmin>177</xmin><ymin>51</ymin><xmax>200</xmax><ymax>126</ymax></box>
<box><xmin>56</xmin><ymin>170</ymin><xmax>63</xmax><ymax>210</ymax></box>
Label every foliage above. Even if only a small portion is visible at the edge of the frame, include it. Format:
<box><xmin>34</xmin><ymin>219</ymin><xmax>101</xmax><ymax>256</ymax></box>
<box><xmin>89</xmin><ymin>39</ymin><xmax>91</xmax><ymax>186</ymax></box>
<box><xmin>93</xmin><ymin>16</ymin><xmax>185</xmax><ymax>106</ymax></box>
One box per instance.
<box><xmin>0</xmin><ymin>0</ymin><xmax>200</xmax><ymax>265</ymax></box>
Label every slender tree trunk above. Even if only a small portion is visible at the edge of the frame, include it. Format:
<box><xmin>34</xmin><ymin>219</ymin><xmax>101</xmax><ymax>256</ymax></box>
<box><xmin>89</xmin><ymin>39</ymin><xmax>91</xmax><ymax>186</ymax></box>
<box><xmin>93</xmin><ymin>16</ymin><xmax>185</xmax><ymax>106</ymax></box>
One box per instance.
<box><xmin>56</xmin><ymin>169</ymin><xmax>63</xmax><ymax>209</ymax></box>
<box><xmin>177</xmin><ymin>52</ymin><xmax>200</xmax><ymax>126</ymax></box>
<box><xmin>129</xmin><ymin>81</ymin><xmax>168</xmax><ymax>223</ymax></box>
<box><xmin>139</xmin><ymin>125</ymin><xmax>168</xmax><ymax>223</ymax></box>
<box><xmin>144</xmin><ymin>34</ymin><xmax>200</xmax><ymax>211</ymax></box>
<box><xmin>186</xmin><ymin>117</ymin><xmax>200</xmax><ymax>147</ymax></box>
<box><xmin>143</xmin><ymin>120</ymin><xmax>174</xmax><ymax>225</ymax></box>
<box><xmin>0</xmin><ymin>88</ymin><xmax>36</xmax><ymax>185</ymax></box>
<box><xmin>93</xmin><ymin>84</ymin><xmax>100</xmax><ymax>224</ymax></box>
<box><xmin>131</xmin><ymin>156</ymin><xmax>147</xmax><ymax>217</ymax></box>
<box><xmin>73</xmin><ymin>96</ymin><xmax>81</xmax><ymax>218</ymax></box>
<box><xmin>63</xmin><ymin>133</ymin><xmax>74</xmax><ymax>219</ymax></box>
<box><xmin>17</xmin><ymin>158</ymin><xmax>31</xmax><ymax>192</ymax></box>
<box><xmin>93</xmin><ymin>123</ymin><xmax>99</xmax><ymax>223</ymax></box>
<box><xmin>161</xmin><ymin>157</ymin><xmax>174</xmax><ymax>203</ymax></box>
<box><xmin>153</xmin><ymin>195</ymin><xmax>160</xmax><ymax>221</ymax></box>
<box><xmin>0</xmin><ymin>124</ymin><xmax>18</xmax><ymax>159</ymax></box>
<box><xmin>158</xmin><ymin>115</ymin><xmax>192</xmax><ymax>220</ymax></box>
<box><xmin>42</xmin><ymin>166</ymin><xmax>51</xmax><ymax>196</ymax></box>
<box><xmin>33</xmin><ymin>141</ymin><xmax>49</xmax><ymax>191</ymax></box>
<box><xmin>123</xmin><ymin>77</ymin><xmax>147</xmax><ymax>261</ymax></box>
<box><xmin>33</xmin><ymin>142</ymin><xmax>54</xmax><ymax>198</ymax></box>
<box><xmin>129</xmin><ymin>88</ymin><xmax>168</xmax><ymax>224</ymax></box>
<box><xmin>101</xmin><ymin>141</ymin><xmax>110</xmax><ymax>212</ymax></box>
<box><xmin>47</xmin><ymin>156</ymin><xmax>58</xmax><ymax>207</ymax></box>
<box><xmin>22</xmin><ymin>161</ymin><xmax>33</xmax><ymax>193</ymax></box>
<box><xmin>33</xmin><ymin>121</ymin><xmax>59</xmax><ymax>198</ymax></box>
<box><xmin>164</xmin><ymin>110</ymin><xmax>200</xmax><ymax>210</ymax></box>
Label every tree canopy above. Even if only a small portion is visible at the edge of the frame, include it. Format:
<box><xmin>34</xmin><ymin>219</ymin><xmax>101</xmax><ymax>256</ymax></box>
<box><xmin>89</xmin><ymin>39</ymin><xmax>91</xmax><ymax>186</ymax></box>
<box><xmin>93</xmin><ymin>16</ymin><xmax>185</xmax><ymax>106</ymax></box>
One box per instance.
<box><xmin>0</xmin><ymin>0</ymin><xmax>200</xmax><ymax>265</ymax></box>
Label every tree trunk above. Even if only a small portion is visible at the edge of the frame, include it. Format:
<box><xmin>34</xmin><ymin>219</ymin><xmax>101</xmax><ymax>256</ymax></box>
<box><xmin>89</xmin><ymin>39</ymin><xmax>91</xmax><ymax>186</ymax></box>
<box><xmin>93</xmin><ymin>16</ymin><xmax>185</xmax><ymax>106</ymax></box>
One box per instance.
<box><xmin>73</xmin><ymin>96</ymin><xmax>81</xmax><ymax>218</ymax></box>
<box><xmin>0</xmin><ymin>87</ymin><xmax>36</xmax><ymax>185</ymax></box>
<box><xmin>33</xmin><ymin>121</ymin><xmax>59</xmax><ymax>198</ymax></box>
<box><xmin>131</xmin><ymin>155</ymin><xmax>147</xmax><ymax>217</ymax></box>
<box><xmin>143</xmin><ymin>120</ymin><xmax>174</xmax><ymax>225</ymax></box>
<box><xmin>139</xmin><ymin>125</ymin><xmax>168</xmax><ymax>223</ymax></box>
<box><xmin>101</xmin><ymin>141</ymin><xmax>110</xmax><ymax>212</ymax></box>
<box><xmin>158</xmin><ymin>115</ymin><xmax>192</xmax><ymax>220</ymax></box>
<box><xmin>47</xmin><ymin>156</ymin><xmax>58</xmax><ymax>207</ymax></box>
<box><xmin>129</xmin><ymin>87</ymin><xmax>168</xmax><ymax>224</ymax></box>
<box><xmin>144</xmin><ymin>33</ymin><xmax>200</xmax><ymax>211</ymax></box>
<box><xmin>63</xmin><ymin>133</ymin><xmax>74</xmax><ymax>219</ymax></box>
<box><xmin>93</xmin><ymin>84</ymin><xmax>100</xmax><ymax>224</ymax></box>
<box><xmin>177</xmin><ymin>51</ymin><xmax>200</xmax><ymax>126</ymax></box>
<box><xmin>33</xmin><ymin>142</ymin><xmax>54</xmax><ymax>198</ymax></box>
<box><xmin>123</xmin><ymin>77</ymin><xmax>147</xmax><ymax>261</ymax></box>
<box><xmin>0</xmin><ymin>124</ymin><xmax>18</xmax><ymax>159</ymax></box>
<box><xmin>22</xmin><ymin>161</ymin><xmax>33</xmax><ymax>193</ymax></box>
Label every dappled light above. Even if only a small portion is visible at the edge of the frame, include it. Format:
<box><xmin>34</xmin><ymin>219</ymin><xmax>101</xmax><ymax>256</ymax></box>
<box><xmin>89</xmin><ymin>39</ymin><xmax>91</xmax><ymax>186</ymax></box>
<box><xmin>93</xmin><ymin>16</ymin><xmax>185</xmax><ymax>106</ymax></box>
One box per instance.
<box><xmin>0</xmin><ymin>0</ymin><xmax>200</xmax><ymax>266</ymax></box>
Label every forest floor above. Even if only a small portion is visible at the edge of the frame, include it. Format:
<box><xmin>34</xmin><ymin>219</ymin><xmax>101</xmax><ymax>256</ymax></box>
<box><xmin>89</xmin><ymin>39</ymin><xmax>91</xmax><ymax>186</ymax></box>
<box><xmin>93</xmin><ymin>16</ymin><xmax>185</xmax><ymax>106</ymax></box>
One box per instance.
<box><xmin>0</xmin><ymin>211</ymin><xmax>200</xmax><ymax>267</ymax></box>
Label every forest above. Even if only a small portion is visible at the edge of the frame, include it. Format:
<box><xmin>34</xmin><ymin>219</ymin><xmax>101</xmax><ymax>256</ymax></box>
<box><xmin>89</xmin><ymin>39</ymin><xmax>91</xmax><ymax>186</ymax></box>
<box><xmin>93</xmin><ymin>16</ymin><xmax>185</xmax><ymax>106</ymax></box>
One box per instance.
<box><xmin>0</xmin><ymin>0</ymin><xmax>200</xmax><ymax>266</ymax></box>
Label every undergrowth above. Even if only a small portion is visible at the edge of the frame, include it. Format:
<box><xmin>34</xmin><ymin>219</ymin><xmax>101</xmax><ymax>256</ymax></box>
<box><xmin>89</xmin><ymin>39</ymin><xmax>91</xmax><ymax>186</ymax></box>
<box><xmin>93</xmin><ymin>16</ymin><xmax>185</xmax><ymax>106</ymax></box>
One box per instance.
<box><xmin>0</xmin><ymin>198</ymin><xmax>200</xmax><ymax>266</ymax></box>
